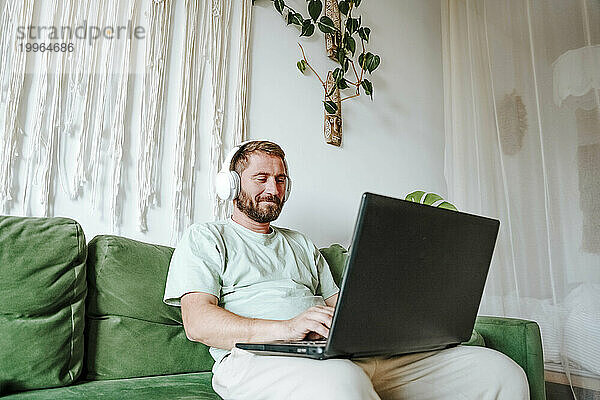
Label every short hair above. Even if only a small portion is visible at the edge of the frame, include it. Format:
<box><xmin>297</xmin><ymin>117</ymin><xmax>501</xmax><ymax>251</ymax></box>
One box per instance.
<box><xmin>230</xmin><ymin>140</ymin><xmax>287</xmax><ymax>177</ymax></box>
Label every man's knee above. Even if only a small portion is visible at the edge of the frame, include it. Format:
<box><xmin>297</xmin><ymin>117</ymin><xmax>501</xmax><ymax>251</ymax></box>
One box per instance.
<box><xmin>494</xmin><ymin>354</ymin><xmax>529</xmax><ymax>399</ymax></box>
<box><xmin>465</xmin><ymin>347</ymin><xmax>529</xmax><ymax>399</ymax></box>
<box><xmin>307</xmin><ymin>359</ymin><xmax>378</xmax><ymax>399</ymax></box>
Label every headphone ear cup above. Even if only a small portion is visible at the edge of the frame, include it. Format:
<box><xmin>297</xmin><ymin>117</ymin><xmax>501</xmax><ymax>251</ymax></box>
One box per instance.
<box><xmin>215</xmin><ymin>171</ymin><xmax>232</xmax><ymax>200</ymax></box>
<box><xmin>230</xmin><ymin>171</ymin><xmax>241</xmax><ymax>200</ymax></box>
<box><xmin>284</xmin><ymin>178</ymin><xmax>292</xmax><ymax>202</ymax></box>
<box><xmin>216</xmin><ymin>171</ymin><xmax>241</xmax><ymax>201</ymax></box>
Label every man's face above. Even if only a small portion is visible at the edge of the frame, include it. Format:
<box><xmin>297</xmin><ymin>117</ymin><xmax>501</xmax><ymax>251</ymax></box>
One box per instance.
<box><xmin>235</xmin><ymin>152</ymin><xmax>288</xmax><ymax>223</ymax></box>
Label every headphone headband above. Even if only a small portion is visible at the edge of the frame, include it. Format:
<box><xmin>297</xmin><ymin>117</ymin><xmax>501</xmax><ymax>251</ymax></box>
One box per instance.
<box><xmin>220</xmin><ymin>140</ymin><xmax>257</xmax><ymax>175</ymax></box>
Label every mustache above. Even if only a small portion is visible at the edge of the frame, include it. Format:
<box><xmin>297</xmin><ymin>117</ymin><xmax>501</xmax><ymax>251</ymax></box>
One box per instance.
<box><xmin>256</xmin><ymin>194</ymin><xmax>282</xmax><ymax>205</ymax></box>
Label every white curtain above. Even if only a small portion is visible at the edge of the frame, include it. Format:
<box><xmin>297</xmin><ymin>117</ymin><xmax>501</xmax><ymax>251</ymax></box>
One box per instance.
<box><xmin>442</xmin><ymin>0</ymin><xmax>600</xmax><ymax>381</ymax></box>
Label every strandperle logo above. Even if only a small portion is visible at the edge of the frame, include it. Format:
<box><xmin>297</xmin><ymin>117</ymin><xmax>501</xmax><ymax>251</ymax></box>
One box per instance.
<box><xmin>16</xmin><ymin>20</ymin><xmax>146</xmax><ymax>46</ymax></box>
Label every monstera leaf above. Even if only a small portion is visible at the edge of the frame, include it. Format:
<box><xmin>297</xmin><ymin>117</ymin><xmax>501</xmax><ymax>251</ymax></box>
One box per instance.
<box><xmin>405</xmin><ymin>191</ymin><xmax>458</xmax><ymax>211</ymax></box>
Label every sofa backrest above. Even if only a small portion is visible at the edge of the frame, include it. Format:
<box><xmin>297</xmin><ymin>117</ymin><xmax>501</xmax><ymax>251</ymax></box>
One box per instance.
<box><xmin>0</xmin><ymin>216</ymin><xmax>87</xmax><ymax>394</ymax></box>
<box><xmin>319</xmin><ymin>243</ymin><xmax>348</xmax><ymax>287</ymax></box>
<box><xmin>84</xmin><ymin>235</ymin><xmax>214</xmax><ymax>380</ymax></box>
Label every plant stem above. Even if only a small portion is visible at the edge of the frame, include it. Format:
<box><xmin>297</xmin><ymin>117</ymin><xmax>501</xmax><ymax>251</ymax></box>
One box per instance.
<box><xmin>298</xmin><ymin>43</ymin><xmax>326</xmax><ymax>90</ymax></box>
<box><xmin>349</xmin><ymin>59</ymin><xmax>360</xmax><ymax>83</ymax></box>
<box><xmin>359</xmin><ymin>41</ymin><xmax>366</xmax><ymax>82</ymax></box>
<box><xmin>341</xmin><ymin>93</ymin><xmax>360</xmax><ymax>102</ymax></box>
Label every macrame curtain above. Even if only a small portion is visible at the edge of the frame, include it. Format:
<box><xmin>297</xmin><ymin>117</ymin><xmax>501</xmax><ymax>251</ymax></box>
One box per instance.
<box><xmin>442</xmin><ymin>0</ymin><xmax>600</xmax><ymax>387</ymax></box>
<box><xmin>137</xmin><ymin>0</ymin><xmax>173</xmax><ymax>232</ymax></box>
<box><xmin>210</xmin><ymin>0</ymin><xmax>253</xmax><ymax>221</ymax></box>
<box><xmin>208</xmin><ymin>0</ymin><xmax>232</xmax><ymax>220</ymax></box>
<box><xmin>22</xmin><ymin>0</ymin><xmax>61</xmax><ymax>216</ymax></box>
<box><xmin>0</xmin><ymin>0</ymin><xmax>253</xmax><ymax>240</ymax></box>
<box><xmin>0</xmin><ymin>0</ymin><xmax>35</xmax><ymax>213</ymax></box>
<box><xmin>109</xmin><ymin>0</ymin><xmax>138</xmax><ymax>231</ymax></box>
<box><xmin>172</xmin><ymin>0</ymin><xmax>208</xmax><ymax>240</ymax></box>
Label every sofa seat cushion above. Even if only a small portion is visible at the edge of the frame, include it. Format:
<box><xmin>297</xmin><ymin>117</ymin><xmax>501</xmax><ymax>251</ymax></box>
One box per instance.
<box><xmin>85</xmin><ymin>235</ymin><xmax>213</xmax><ymax>381</ymax></box>
<box><xmin>2</xmin><ymin>372</ymin><xmax>220</xmax><ymax>399</ymax></box>
<box><xmin>0</xmin><ymin>216</ymin><xmax>87</xmax><ymax>394</ymax></box>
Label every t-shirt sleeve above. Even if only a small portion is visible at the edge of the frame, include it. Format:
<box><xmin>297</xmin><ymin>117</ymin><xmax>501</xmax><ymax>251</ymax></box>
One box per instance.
<box><xmin>313</xmin><ymin>244</ymin><xmax>340</xmax><ymax>300</ymax></box>
<box><xmin>163</xmin><ymin>224</ymin><xmax>223</xmax><ymax>307</ymax></box>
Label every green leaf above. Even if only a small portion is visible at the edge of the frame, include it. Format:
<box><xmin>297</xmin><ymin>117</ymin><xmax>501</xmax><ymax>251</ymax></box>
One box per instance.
<box><xmin>274</xmin><ymin>0</ymin><xmax>285</xmax><ymax>14</ymax></box>
<box><xmin>332</xmin><ymin>67</ymin><xmax>344</xmax><ymax>82</ymax></box>
<box><xmin>358</xmin><ymin>26</ymin><xmax>370</xmax><ymax>42</ymax></box>
<box><xmin>367</xmin><ymin>54</ymin><xmax>380</xmax><ymax>73</ymax></box>
<box><xmin>308</xmin><ymin>0</ymin><xmax>322</xmax><ymax>22</ymax></box>
<box><xmin>343</xmin><ymin>57</ymin><xmax>350</xmax><ymax>72</ymax></box>
<box><xmin>324</xmin><ymin>100</ymin><xmax>338</xmax><ymax>114</ymax></box>
<box><xmin>337</xmin><ymin>78</ymin><xmax>349</xmax><ymax>89</ymax></box>
<box><xmin>360</xmin><ymin>52</ymin><xmax>380</xmax><ymax>73</ymax></box>
<box><xmin>290</xmin><ymin>12</ymin><xmax>304</xmax><ymax>26</ymax></box>
<box><xmin>358</xmin><ymin>52</ymin><xmax>367</xmax><ymax>69</ymax></box>
<box><xmin>364</xmin><ymin>53</ymin><xmax>374</xmax><ymax>71</ymax></box>
<box><xmin>338</xmin><ymin>0</ymin><xmax>349</xmax><ymax>15</ymax></box>
<box><xmin>353</xmin><ymin>0</ymin><xmax>362</xmax><ymax>7</ymax></box>
<box><xmin>317</xmin><ymin>15</ymin><xmax>336</xmax><ymax>34</ymax></box>
<box><xmin>297</xmin><ymin>59</ymin><xmax>307</xmax><ymax>73</ymax></box>
<box><xmin>345</xmin><ymin>35</ymin><xmax>356</xmax><ymax>55</ymax></box>
<box><xmin>438</xmin><ymin>201</ymin><xmax>458</xmax><ymax>211</ymax></box>
<box><xmin>300</xmin><ymin>20</ymin><xmax>315</xmax><ymax>36</ymax></box>
<box><xmin>345</xmin><ymin>17</ymin><xmax>360</xmax><ymax>33</ymax></box>
<box><xmin>405</xmin><ymin>190</ymin><xmax>426</xmax><ymax>203</ymax></box>
<box><xmin>361</xmin><ymin>78</ymin><xmax>373</xmax><ymax>99</ymax></box>
<box><xmin>285</xmin><ymin>10</ymin><xmax>293</xmax><ymax>25</ymax></box>
<box><xmin>337</xmin><ymin>47</ymin><xmax>346</xmax><ymax>67</ymax></box>
<box><xmin>423</xmin><ymin>193</ymin><xmax>444</xmax><ymax>206</ymax></box>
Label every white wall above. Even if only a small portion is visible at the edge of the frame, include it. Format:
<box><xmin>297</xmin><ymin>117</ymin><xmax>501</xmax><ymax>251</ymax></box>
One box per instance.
<box><xmin>9</xmin><ymin>0</ymin><xmax>446</xmax><ymax>249</ymax></box>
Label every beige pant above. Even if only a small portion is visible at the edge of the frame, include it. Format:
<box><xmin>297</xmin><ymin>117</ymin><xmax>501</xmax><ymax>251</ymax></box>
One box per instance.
<box><xmin>212</xmin><ymin>345</ymin><xmax>529</xmax><ymax>400</ymax></box>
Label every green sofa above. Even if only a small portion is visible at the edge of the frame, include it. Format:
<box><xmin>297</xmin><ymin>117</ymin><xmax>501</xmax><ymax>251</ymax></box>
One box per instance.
<box><xmin>0</xmin><ymin>216</ymin><xmax>546</xmax><ymax>399</ymax></box>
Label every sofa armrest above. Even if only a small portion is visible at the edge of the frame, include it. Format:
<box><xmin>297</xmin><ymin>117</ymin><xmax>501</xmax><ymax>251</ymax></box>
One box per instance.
<box><xmin>474</xmin><ymin>316</ymin><xmax>546</xmax><ymax>400</ymax></box>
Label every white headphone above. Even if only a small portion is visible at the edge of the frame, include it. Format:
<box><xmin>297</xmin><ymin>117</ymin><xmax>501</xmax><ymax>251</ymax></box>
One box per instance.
<box><xmin>215</xmin><ymin>140</ymin><xmax>292</xmax><ymax>202</ymax></box>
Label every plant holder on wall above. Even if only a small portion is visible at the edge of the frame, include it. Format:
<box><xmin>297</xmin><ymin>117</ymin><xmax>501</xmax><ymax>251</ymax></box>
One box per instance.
<box><xmin>270</xmin><ymin>0</ymin><xmax>380</xmax><ymax>147</ymax></box>
<box><xmin>325</xmin><ymin>71</ymin><xmax>342</xmax><ymax>146</ymax></box>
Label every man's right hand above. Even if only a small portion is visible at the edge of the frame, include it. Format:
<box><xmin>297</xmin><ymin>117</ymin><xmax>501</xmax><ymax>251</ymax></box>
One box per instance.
<box><xmin>282</xmin><ymin>305</ymin><xmax>335</xmax><ymax>341</ymax></box>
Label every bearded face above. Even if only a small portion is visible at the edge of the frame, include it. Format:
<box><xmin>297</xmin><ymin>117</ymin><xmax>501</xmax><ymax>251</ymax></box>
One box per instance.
<box><xmin>235</xmin><ymin>188</ymin><xmax>284</xmax><ymax>223</ymax></box>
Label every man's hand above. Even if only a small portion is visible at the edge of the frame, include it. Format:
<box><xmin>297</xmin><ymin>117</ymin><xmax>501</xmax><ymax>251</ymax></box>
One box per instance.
<box><xmin>282</xmin><ymin>305</ymin><xmax>335</xmax><ymax>341</ymax></box>
<box><xmin>182</xmin><ymin>293</ymin><xmax>337</xmax><ymax>349</ymax></box>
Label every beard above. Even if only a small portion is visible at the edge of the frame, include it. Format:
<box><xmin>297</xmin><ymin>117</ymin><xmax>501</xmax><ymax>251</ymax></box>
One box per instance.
<box><xmin>235</xmin><ymin>189</ymin><xmax>284</xmax><ymax>223</ymax></box>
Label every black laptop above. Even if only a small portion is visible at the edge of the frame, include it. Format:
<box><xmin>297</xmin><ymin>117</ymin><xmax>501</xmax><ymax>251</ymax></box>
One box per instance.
<box><xmin>236</xmin><ymin>192</ymin><xmax>500</xmax><ymax>359</ymax></box>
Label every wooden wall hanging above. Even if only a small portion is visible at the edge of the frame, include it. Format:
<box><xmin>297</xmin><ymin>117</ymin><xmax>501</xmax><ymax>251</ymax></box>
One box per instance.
<box><xmin>271</xmin><ymin>0</ymin><xmax>381</xmax><ymax>147</ymax></box>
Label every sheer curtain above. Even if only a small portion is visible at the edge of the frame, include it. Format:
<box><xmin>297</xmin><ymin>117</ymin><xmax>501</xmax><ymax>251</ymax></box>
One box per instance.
<box><xmin>441</xmin><ymin>0</ymin><xmax>600</xmax><ymax>383</ymax></box>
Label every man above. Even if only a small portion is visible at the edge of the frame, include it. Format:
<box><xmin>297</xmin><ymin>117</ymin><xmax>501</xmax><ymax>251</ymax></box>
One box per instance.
<box><xmin>164</xmin><ymin>140</ymin><xmax>529</xmax><ymax>400</ymax></box>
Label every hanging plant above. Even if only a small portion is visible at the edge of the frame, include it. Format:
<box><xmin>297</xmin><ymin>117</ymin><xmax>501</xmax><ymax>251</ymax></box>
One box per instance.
<box><xmin>265</xmin><ymin>0</ymin><xmax>381</xmax><ymax>146</ymax></box>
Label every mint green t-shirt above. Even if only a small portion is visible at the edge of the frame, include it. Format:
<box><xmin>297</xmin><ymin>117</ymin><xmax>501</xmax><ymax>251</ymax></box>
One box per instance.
<box><xmin>163</xmin><ymin>218</ymin><xmax>340</xmax><ymax>366</ymax></box>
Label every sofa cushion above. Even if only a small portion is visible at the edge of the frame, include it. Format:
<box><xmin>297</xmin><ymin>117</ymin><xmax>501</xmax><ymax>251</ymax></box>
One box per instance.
<box><xmin>85</xmin><ymin>235</ymin><xmax>213</xmax><ymax>380</ymax></box>
<box><xmin>0</xmin><ymin>216</ymin><xmax>86</xmax><ymax>394</ymax></box>
<box><xmin>462</xmin><ymin>329</ymin><xmax>486</xmax><ymax>347</ymax></box>
<box><xmin>319</xmin><ymin>243</ymin><xmax>348</xmax><ymax>286</ymax></box>
<box><xmin>1</xmin><ymin>372</ymin><xmax>220</xmax><ymax>399</ymax></box>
